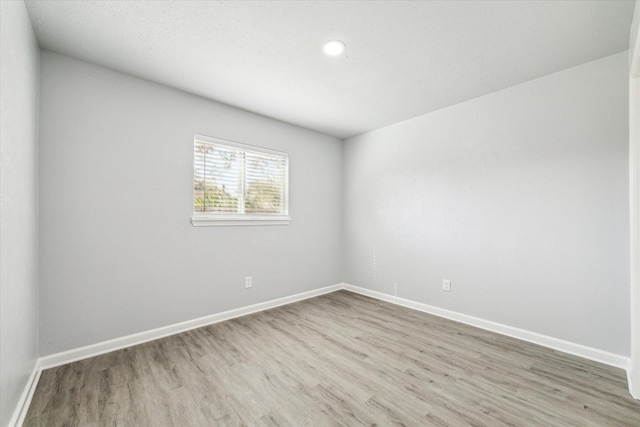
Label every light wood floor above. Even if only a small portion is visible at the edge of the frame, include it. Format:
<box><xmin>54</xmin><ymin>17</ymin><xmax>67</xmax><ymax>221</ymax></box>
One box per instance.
<box><xmin>25</xmin><ymin>290</ymin><xmax>640</xmax><ymax>426</ymax></box>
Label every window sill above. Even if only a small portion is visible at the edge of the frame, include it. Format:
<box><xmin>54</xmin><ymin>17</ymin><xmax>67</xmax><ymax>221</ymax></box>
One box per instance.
<box><xmin>191</xmin><ymin>215</ymin><xmax>291</xmax><ymax>227</ymax></box>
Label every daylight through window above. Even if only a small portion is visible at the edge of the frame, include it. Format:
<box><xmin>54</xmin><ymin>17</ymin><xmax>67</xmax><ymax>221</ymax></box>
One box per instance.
<box><xmin>192</xmin><ymin>135</ymin><xmax>289</xmax><ymax>226</ymax></box>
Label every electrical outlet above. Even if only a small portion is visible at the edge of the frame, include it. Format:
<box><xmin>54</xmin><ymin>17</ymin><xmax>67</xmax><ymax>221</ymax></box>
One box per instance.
<box><xmin>442</xmin><ymin>279</ymin><xmax>451</xmax><ymax>292</ymax></box>
<box><xmin>245</xmin><ymin>276</ymin><xmax>252</xmax><ymax>289</ymax></box>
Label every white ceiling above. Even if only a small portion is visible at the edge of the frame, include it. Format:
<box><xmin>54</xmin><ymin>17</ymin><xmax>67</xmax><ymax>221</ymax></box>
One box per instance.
<box><xmin>25</xmin><ymin>0</ymin><xmax>635</xmax><ymax>139</ymax></box>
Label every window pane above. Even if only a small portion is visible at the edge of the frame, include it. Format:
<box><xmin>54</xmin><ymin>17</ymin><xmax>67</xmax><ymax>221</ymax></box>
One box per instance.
<box><xmin>194</xmin><ymin>137</ymin><xmax>288</xmax><ymax>218</ymax></box>
<box><xmin>199</xmin><ymin>143</ymin><xmax>241</xmax><ymax>213</ymax></box>
<box><xmin>244</xmin><ymin>152</ymin><xmax>287</xmax><ymax>214</ymax></box>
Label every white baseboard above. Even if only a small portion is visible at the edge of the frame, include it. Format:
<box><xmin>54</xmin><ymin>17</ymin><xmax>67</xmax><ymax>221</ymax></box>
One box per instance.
<box><xmin>36</xmin><ymin>281</ymin><xmax>633</xmax><ymax>371</ymax></box>
<box><xmin>39</xmin><ymin>284</ymin><xmax>342</xmax><ymax>369</ymax></box>
<box><xmin>629</xmin><ymin>369</ymin><xmax>637</xmax><ymax>399</ymax></box>
<box><xmin>343</xmin><ymin>284</ymin><xmax>630</xmax><ymax>371</ymax></box>
<box><xmin>8</xmin><ymin>359</ymin><xmax>41</xmax><ymax>427</ymax></box>
<box><xmin>14</xmin><ymin>281</ymin><xmax>634</xmax><ymax>425</ymax></box>
<box><xmin>39</xmin><ymin>283</ymin><xmax>631</xmax><ymax>371</ymax></box>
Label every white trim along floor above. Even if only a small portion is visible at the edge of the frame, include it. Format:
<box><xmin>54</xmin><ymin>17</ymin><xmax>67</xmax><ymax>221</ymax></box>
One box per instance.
<box><xmin>9</xmin><ymin>282</ymin><xmax>634</xmax><ymax>426</ymax></box>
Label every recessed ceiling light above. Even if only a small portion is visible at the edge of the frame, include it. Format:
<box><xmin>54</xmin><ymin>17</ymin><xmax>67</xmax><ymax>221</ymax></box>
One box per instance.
<box><xmin>323</xmin><ymin>40</ymin><xmax>346</xmax><ymax>56</ymax></box>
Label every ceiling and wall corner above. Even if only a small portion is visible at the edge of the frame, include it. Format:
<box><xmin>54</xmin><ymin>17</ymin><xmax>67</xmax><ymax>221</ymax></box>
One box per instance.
<box><xmin>24</xmin><ymin>0</ymin><xmax>635</xmax><ymax>139</ymax></box>
<box><xmin>2</xmin><ymin>0</ymin><xmax>637</xmax><ymax>414</ymax></box>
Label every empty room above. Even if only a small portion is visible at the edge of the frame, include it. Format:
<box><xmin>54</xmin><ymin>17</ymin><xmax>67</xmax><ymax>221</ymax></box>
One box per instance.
<box><xmin>2</xmin><ymin>0</ymin><xmax>640</xmax><ymax>425</ymax></box>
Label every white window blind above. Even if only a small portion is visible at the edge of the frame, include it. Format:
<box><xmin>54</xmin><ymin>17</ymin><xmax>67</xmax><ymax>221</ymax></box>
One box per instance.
<box><xmin>192</xmin><ymin>135</ymin><xmax>290</xmax><ymax>226</ymax></box>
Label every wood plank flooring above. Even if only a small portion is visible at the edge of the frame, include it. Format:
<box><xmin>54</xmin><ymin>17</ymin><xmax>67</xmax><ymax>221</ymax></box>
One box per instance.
<box><xmin>24</xmin><ymin>290</ymin><xmax>640</xmax><ymax>426</ymax></box>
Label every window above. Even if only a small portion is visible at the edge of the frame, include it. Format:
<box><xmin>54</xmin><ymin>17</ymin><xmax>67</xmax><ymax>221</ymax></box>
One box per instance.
<box><xmin>191</xmin><ymin>135</ymin><xmax>290</xmax><ymax>226</ymax></box>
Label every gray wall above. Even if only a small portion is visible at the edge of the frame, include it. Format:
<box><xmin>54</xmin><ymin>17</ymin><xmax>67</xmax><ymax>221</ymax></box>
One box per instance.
<box><xmin>0</xmin><ymin>1</ymin><xmax>40</xmax><ymax>425</ymax></box>
<box><xmin>39</xmin><ymin>52</ymin><xmax>343</xmax><ymax>355</ymax></box>
<box><xmin>343</xmin><ymin>52</ymin><xmax>630</xmax><ymax>356</ymax></box>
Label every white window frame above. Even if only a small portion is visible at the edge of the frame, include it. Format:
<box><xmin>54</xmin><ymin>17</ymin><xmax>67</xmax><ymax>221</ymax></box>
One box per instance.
<box><xmin>191</xmin><ymin>134</ymin><xmax>290</xmax><ymax>227</ymax></box>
